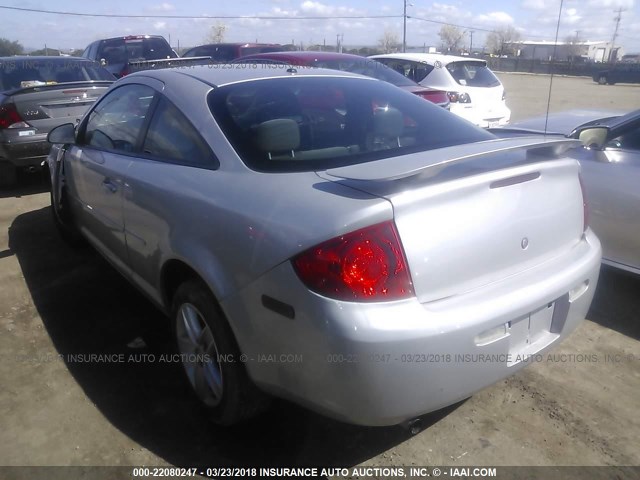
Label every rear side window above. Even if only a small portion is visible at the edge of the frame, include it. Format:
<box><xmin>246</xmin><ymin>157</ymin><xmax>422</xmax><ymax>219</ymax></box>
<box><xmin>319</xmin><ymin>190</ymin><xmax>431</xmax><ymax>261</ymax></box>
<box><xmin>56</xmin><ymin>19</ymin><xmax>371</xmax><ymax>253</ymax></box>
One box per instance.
<box><xmin>143</xmin><ymin>97</ymin><xmax>217</xmax><ymax>168</ymax></box>
<box><xmin>446</xmin><ymin>62</ymin><xmax>500</xmax><ymax>87</ymax></box>
<box><xmin>209</xmin><ymin>77</ymin><xmax>493</xmax><ymax>172</ymax></box>
<box><xmin>82</xmin><ymin>84</ymin><xmax>155</xmax><ymax>153</ymax></box>
<box><xmin>374</xmin><ymin>59</ymin><xmax>435</xmax><ymax>84</ymax></box>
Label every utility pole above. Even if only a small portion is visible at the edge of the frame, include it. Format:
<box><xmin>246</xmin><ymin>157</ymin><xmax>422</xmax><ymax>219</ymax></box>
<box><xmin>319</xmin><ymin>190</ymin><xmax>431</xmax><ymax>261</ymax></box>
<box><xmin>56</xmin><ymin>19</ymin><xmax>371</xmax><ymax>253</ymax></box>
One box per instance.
<box><xmin>403</xmin><ymin>0</ymin><xmax>407</xmax><ymax>53</ymax></box>
<box><xmin>608</xmin><ymin>8</ymin><xmax>624</xmax><ymax>63</ymax></box>
<box><xmin>469</xmin><ymin>30</ymin><xmax>474</xmax><ymax>54</ymax></box>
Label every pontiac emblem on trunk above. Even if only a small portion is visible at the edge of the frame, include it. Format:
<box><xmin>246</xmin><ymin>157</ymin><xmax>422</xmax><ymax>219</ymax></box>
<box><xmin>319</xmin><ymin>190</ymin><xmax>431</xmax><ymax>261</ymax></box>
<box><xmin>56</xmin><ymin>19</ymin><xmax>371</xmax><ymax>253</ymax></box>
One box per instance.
<box><xmin>521</xmin><ymin>237</ymin><xmax>529</xmax><ymax>250</ymax></box>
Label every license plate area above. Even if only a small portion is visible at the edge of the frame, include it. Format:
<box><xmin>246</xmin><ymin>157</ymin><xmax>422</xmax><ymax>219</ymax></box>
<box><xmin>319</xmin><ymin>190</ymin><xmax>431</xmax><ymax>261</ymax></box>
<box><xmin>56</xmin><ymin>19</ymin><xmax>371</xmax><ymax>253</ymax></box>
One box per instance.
<box><xmin>507</xmin><ymin>300</ymin><xmax>563</xmax><ymax>366</ymax></box>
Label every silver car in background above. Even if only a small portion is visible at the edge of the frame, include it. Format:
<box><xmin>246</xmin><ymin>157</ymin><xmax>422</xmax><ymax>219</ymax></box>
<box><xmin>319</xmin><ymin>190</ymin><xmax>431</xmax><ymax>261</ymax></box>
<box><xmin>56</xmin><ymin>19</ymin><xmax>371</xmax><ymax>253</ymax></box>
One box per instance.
<box><xmin>0</xmin><ymin>56</ymin><xmax>114</xmax><ymax>187</ymax></box>
<box><xmin>47</xmin><ymin>66</ymin><xmax>600</xmax><ymax>427</ymax></box>
<box><xmin>497</xmin><ymin>109</ymin><xmax>640</xmax><ymax>275</ymax></box>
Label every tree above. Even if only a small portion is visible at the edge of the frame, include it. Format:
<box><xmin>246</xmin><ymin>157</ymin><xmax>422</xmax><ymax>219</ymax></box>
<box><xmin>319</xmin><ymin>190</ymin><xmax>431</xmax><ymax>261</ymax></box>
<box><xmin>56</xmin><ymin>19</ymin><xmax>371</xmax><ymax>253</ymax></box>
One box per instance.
<box><xmin>564</xmin><ymin>32</ymin><xmax>584</xmax><ymax>61</ymax></box>
<box><xmin>378</xmin><ymin>29</ymin><xmax>400</xmax><ymax>54</ymax></box>
<box><xmin>0</xmin><ymin>38</ymin><xmax>24</xmax><ymax>56</ymax></box>
<box><xmin>438</xmin><ymin>25</ymin><xmax>466</xmax><ymax>53</ymax></box>
<box><xmin>485</xmin><ymin>26</ymin><xmax>521</xmax><ymax>56</ymax></box>
<box><xmin>207</xmin><ymin>22</ymin><xmax>227</xmax><ymax>43</ymax></box>
<box><xmin>30</xmin><ymin>48</ymin><xmax>61</xmax><ymax>56</ymax></box>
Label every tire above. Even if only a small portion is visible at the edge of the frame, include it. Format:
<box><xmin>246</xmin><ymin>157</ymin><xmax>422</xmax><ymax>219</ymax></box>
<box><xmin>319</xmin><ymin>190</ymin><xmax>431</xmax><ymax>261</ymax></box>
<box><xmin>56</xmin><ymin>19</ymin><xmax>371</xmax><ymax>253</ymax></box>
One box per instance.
<box><xmin>172</xmin><ymin>279</ymin><xmax>269</xmax><ymax>425</ymax></box>
<box><xmin>598</xmin><ymin>75</ymin><xmax>607</xmax><ymax>85</ymax></box>
<box><xmin>0</xmin><ymin>161</ymin><xmax>17</xmax><ymax>188</ymax></box>
<box><xmin>50</xmin><ymin>189</ymin><xmax>85</xmax><ymax>246</ymax></box>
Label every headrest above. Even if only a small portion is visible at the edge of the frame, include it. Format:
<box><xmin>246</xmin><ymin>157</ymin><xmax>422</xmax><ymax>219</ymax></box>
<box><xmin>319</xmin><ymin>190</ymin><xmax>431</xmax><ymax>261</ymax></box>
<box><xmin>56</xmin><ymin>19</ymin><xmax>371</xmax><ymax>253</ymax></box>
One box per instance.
<box><xmin>373</xmin><ymin>107</ymin><xmax>404</xmax><ymax>138</ymax></box>
<box><xmin>254</xmin><ymin>119</ymin><xmax>300</xmax><ymax>153</ymax></box>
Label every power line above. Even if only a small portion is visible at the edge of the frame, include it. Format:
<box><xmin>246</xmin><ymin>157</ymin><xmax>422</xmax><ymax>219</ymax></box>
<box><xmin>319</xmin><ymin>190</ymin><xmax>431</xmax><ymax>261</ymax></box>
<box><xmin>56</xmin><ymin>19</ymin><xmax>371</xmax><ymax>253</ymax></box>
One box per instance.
<box><xmin>0</xmin><ymin>5</ymin><xmax>400</xmax><ymax>20</ymax></box>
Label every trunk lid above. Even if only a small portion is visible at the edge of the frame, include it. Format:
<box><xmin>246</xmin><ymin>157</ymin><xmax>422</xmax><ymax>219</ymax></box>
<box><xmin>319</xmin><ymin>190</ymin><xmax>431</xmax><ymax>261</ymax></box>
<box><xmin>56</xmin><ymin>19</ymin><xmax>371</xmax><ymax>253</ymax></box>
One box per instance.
<box><xmin>323</xmin><ymin>137</ymin><xmax>585</xmax><ymax>303</ymax></box>
<box><xmin>9</xmin><ymin>82</ymin><xmax>110</xmax><ymax>133</ymax></box>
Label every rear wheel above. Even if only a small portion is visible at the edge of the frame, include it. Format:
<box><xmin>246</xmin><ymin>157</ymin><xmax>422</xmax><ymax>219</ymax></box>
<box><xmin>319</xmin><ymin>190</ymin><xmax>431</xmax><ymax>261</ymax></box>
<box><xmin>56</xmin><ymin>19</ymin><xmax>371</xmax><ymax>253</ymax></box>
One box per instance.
<box><xmin>172</xmin><ymin>279</ymin><xmax>269</xmax><ymax>425</ymax></box>
<box><xmin>598</xmin><ymin>75</ymin><xmax>608</xmax><ymax>85</ymax></box>
<box><xmin>0</xmin><ymin>161</ymin><xmax>17</xmax><ymax>188</ymax></box>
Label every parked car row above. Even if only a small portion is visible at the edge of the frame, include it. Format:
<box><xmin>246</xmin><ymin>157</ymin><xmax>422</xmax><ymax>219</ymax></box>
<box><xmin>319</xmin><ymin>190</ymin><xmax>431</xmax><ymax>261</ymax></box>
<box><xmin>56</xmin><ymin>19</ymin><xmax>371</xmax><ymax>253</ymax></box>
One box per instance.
<box><xmin>4</xmin><ymin>31</ymin><xmax>637</xmax><ymax>430</ymax></box>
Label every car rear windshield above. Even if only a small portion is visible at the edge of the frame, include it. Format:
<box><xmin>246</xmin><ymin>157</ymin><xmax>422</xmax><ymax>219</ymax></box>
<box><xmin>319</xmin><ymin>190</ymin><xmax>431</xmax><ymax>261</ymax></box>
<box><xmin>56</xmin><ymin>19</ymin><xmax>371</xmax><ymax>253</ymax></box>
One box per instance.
<box><xmin>208</xmin><ymin>76</ymin><xmax>494</xmax><ymax>172</ymax></box>
<box><xmin>446</xmin><ymin>61</ymin><xmax>501</xmax><ymax>87</ymax></box>
<box><xmin>99</xmin><ymin>37</ymin><xmax>176</xmax><ymax>64</ymax></box>
<box><xmin>0</xmin><ymin>59</ymin><xmax>114</xmax><ymax>91</ymax></box>
<box><xmin>312</xmin><ymin>59</ymin><xmax>416</xmax><ymax>87</ymax></box>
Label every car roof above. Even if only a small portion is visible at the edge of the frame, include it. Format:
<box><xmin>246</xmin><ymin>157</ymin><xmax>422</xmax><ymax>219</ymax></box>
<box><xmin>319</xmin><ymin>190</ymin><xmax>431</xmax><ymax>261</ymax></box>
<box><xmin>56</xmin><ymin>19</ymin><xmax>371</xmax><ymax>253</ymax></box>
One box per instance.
<box><xmin>98</xmin><ymin>35</ymin><xmax>167</xmax><ymax>42</ymax></box>
<box><xmin>127</xmin><ymin>64</ymin><xmax>375</xmax><ymax>87</ymax></box>
<box><xmin>239</xmin><ymin>51</ymin><xmax>372</xmax><ymax>63</ymax></box>
<box><xmin>369</xmin><ymin>53</ymin><xmax>486</xmax><ymax>65</ymax></box>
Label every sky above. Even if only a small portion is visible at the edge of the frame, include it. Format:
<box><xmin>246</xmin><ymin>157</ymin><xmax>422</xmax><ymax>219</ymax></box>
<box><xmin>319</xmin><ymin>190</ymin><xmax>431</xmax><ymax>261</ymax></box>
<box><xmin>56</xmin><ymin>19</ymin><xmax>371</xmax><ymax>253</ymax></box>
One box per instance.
<box><xmin>1</xmin><ymin>0</ymin><xmax>639</xmax><ymax>53</ymax></box>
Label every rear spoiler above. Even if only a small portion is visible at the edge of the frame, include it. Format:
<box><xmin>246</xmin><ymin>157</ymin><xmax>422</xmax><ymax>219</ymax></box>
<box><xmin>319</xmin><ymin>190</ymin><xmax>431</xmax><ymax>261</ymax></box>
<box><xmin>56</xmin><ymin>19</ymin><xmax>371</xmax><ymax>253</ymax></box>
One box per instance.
<box><xmin>5</xmin><ymin>80</ymin><xmax>114</xmax><ymax>95</ymax></box>
<box><xmin>325</xmin><ymin>137</ymin><xmax>581</xmax><ymax>181</ymax></box>
<box><xmin>128</xmin><ymin>56</ymin><xmax>213</xmax><ymax>70</ymax></box>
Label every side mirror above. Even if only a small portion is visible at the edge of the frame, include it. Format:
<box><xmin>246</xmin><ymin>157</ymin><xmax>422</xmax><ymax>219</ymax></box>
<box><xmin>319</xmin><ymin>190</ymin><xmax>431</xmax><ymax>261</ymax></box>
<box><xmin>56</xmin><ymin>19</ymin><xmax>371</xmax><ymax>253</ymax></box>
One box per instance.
<box><xmin>48</xmin><ymin>123</ymin><xmax>76</xmax><ymax>144</ymax></box>
<box><xmin>100</xmin><ymin>58</ymin><xmax>107</xmax><ymax>67</ymax></box>
<box><xmin>577</xmin><ymin>127</ymin><xmax>609</xmax><ymax>150</ymax></box>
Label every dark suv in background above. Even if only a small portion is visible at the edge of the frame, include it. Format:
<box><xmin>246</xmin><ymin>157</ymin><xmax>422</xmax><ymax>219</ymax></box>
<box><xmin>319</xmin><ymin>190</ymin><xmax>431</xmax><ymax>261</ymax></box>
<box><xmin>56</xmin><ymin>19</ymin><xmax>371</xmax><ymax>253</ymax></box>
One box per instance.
<box><xmin>181</xmin><ymin>43</ymin><xmax>282</xmax><ymax>62</ymax></box>
<box><xmin>82</xmin><ymin>35</ymin><xmax>180</xmax><ymax>78</ymax></box>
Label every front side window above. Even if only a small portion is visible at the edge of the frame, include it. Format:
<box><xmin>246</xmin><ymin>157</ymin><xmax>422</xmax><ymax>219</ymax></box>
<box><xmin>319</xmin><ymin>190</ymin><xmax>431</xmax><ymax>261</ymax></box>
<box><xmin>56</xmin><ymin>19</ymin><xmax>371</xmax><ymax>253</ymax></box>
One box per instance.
<box><xmin>143</xmin><ymin>98</ymin><xmax>216</xmax><ymax>167</ymax></box>
<box><xmin>82</xmin><ymin>84</ymin><xmax>155</xmax><ymax>153</ymax></box>
<box><xmin>209</xmin><ymin>76</ymin><xmax>493</xmax><ymax>172</ymax></box>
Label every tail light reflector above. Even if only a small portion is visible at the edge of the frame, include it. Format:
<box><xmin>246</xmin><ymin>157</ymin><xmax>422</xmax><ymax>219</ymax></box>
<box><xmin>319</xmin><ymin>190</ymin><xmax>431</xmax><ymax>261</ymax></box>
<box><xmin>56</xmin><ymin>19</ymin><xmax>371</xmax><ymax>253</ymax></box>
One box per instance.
<box><xmin>292</xmin><ymin>221</ymin><xmax>414</xmax><ymax>302</ymax></box>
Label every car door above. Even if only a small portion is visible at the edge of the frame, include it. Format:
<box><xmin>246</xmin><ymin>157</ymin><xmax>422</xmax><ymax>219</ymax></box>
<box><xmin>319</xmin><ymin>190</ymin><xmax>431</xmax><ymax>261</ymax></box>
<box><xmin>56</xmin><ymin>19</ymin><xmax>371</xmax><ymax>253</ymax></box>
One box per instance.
<box><xmin>64</xmin><ymin>83</ymin><xmax>156</xmax><ymax>273</ymax></box>
<box><xmin>120</xmin><ymin>95</ymin><xmax>218</xmax><ymax>301</ymax></box>
<box><xmin>582</xmin><ymin>123</ymin><xmax>640</xmax><ymax>272</ymax></box>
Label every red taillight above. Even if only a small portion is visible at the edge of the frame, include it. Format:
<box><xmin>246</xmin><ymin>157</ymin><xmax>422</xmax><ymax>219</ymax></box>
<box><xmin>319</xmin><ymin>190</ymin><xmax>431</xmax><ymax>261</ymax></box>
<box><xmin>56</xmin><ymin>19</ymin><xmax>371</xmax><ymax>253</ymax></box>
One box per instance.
<box><xmin>417</xmin><ymin>90</ymin><xmax>449</xmax><ymax>105</ymax></box>
<box><xmin>579</xmin><ymin>173</ymin><xmax>589</xmax><ymax>232</ymax></box>
<box><xmin>292</xmin><ymin>221</ymin><xmax>414</xmax><ymax>302</ymax></box>
<box><xmin>0</xmin><ymin>103</ymin><xmax>28</xmax><ymax>129</ymax></box>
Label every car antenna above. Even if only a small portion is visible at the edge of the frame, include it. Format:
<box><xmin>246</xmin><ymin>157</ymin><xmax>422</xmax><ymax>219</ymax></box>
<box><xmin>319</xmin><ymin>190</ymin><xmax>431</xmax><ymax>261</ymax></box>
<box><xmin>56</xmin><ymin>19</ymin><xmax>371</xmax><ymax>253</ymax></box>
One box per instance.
<box><xmin>544</xmin><ymin>0</ymin><xmax>565</xmax><ymax>135</ymax></box>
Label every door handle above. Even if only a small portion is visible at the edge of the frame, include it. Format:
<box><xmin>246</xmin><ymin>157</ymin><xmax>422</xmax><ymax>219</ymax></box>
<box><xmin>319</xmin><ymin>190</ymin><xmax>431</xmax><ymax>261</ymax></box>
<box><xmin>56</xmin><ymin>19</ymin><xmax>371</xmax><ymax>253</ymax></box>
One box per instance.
<box><xmin>102</xmin><ymin>179</ymin><xmax>118</xmax><ymax>193</ymax></box>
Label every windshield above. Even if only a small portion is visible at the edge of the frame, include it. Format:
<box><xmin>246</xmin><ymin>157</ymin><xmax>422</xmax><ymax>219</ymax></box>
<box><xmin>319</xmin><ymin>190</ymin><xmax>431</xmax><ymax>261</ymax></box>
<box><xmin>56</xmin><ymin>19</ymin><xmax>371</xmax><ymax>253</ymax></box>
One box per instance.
<box><xmin>446</xmin><ymin>61</ymin><xmax>501</xmax><ymax>87</ymax></box>
<box><xmin>0</xmin><ymin>59</ymin><xmax>114</xmax><ymax>91</ymax></box>
<box><xmin>209</xmin><ymin>76</ymin><xmax>493</xmax><ymax>172</ymax></box>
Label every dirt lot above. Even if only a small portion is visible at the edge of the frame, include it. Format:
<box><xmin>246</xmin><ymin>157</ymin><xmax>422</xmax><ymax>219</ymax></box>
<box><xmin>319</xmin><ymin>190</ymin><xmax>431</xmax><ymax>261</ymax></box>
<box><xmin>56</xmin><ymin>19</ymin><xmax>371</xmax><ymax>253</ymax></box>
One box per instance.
<box><xmin>0</xmin><ymin>74</ymin><xmax>639</xmax><ymax>478</ymax></box>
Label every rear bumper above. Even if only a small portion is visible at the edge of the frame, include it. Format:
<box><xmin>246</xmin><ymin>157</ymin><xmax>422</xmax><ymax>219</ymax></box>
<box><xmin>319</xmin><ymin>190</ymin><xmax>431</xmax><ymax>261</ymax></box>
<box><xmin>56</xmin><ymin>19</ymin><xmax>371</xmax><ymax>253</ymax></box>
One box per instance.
<box><xmin>450</xmin><ymin>103</ymin><xmax>511</xmax><ymax>128</ymax></box>
<box><xmin>222</xmin><ymin>230</ymin><xmax>601</xmax><ymax>426</ymax></box>
<box><xmin>0</xmin><ymin>134</ymin><xmax>50</xmax><ymax>167</ymax></box>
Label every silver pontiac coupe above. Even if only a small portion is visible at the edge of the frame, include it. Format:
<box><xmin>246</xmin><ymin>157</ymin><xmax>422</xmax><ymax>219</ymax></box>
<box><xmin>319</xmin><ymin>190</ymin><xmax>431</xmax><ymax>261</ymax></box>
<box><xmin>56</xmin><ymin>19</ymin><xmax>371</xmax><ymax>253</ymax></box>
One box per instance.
<box><xmin>47</xmin><ymin>66</ymin><xmax>601</xmax><ymax>427</ymax></box>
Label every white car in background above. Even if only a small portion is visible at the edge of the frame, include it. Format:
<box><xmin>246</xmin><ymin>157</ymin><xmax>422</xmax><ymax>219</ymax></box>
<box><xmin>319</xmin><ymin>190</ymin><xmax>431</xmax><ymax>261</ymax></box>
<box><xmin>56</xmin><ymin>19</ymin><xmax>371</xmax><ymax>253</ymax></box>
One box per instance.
<box><xmin>370</xmin><ymin>53</ymin><xmax>511</xmax><ymax>128</ymax></box>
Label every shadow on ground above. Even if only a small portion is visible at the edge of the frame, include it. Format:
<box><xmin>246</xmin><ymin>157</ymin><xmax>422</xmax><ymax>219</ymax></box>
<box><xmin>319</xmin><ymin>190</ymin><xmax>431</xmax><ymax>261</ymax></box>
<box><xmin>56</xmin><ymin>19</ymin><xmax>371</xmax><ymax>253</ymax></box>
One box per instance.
<box><xmin>8</xmin><ymin>206</ymin><xmax>465</xmax><ymax>467</ymax></box>
<box><xmin>587</xmin><ymin>266</ymin><xmax>640</xmax><ymax>341</ymax></box>
<box><xmin>0</xmin><ymin>170</ymin><xmax>49</xmax><ymax>199</ymax></box>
